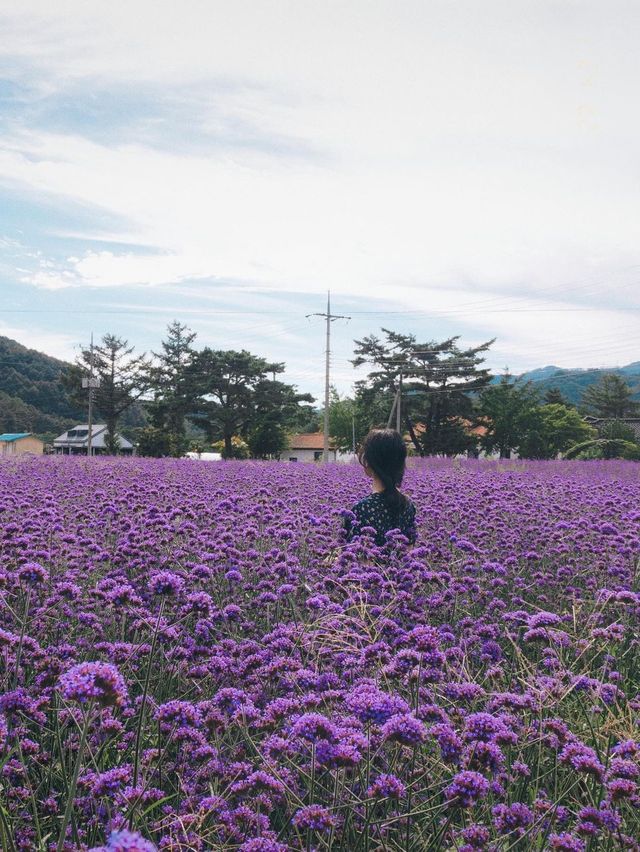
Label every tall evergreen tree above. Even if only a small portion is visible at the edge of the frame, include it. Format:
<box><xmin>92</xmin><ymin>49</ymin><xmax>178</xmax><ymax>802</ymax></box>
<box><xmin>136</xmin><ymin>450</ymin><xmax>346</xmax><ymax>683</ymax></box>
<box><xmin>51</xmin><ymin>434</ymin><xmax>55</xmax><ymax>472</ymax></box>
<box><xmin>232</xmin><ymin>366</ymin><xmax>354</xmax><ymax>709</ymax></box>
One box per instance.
<box><xmin>580</xmin><ymin>373</ymin><xmax>639</xmax><ymax>418</ymax></box>
<box><xmin>479</xmin><ymin>375</ymin><xmax>540</xmax><ymax>459</ymax></box>
<box><xmin>248</xmin><ymin>378</ymin><xmax>314</xmax><ymax>458</ymax></box>
<box><xmin>189</xmin><ymin>349</ymin><xmax>284</xmax><ymax>458</ymax></box>
<box><xmin>544</xmin><ymin>386</ymin><xmax>570</xmax><ymax>407</ymax></box>
<box><xmin>353</xmin><ymin>329</ymin><xmax>494</xmax><ymax>456</ymax></box>
<box><xmin>65</xmin><ymin>334</ymin><xmax>151</xmax><ymax>454</ymax></box>
<box><xmin>146</xmin><ymin>322</ymin><xmax>198</xmax><ymax>457</ymax></box>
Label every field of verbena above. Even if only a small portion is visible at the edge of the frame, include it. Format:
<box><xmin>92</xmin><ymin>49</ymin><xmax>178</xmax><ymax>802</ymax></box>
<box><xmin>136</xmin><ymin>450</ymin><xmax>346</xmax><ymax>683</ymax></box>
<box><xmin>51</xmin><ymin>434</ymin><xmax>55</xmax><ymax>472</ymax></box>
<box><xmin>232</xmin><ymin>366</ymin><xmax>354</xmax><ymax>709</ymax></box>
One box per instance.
<box><xmin>0</xmin><ymin>458</ymin><xmax>639</xmax><ymax>852</ymax></box>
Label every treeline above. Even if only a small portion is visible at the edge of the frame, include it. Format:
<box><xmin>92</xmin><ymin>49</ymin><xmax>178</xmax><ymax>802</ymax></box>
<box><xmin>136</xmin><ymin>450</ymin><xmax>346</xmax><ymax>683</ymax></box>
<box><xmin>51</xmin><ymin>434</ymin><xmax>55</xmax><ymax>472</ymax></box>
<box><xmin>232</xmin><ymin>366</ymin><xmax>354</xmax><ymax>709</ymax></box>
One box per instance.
<box><xmin>4</xmin><ymin>324</ymin><xmax>639</xmax><ymax>460</ymax></box>
<box><xmin>0</xmin><ymin>336</ymin><xmax>85</xmax><ymax>436</ymax></box>
<box><xmin>326</xmin><ymin>329</ymin><xmax>640</xmax><ymax>460</ymax></box>
<box><xmin>0</xmin><ymin>389</ymin><xmax>70</xmax><ymax>435</ymax></box>
<box><xmin>64</xmin><ymin>323</ymin><xmax>315</xmax><ymax>458</ymax></box>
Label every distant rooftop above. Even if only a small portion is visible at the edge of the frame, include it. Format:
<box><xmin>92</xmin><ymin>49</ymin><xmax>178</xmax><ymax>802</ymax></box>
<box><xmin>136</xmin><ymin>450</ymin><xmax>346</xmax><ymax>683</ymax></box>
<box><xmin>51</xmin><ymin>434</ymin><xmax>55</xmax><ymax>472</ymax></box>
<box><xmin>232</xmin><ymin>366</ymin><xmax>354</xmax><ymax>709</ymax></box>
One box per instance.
<box><xmin>0</xmin><ymin>433</ymin><xmax>32</xmax><ymax>442</ymax></box>
<box><xmin>54</xmin><ymin>424</ymin><xmax>133</xmax><ymax>450</ymax></box>
<box><xmin>289</xmin><ymin>432</ymin><xmax>336</xmax><ymax>450</ymax></box>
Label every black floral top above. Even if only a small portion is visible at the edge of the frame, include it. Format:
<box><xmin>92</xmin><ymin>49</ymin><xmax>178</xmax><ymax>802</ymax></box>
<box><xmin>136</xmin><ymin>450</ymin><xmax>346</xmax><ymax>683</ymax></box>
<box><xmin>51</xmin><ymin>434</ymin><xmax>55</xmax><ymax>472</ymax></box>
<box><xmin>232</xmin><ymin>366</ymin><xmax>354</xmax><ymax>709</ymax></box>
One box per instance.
<box><xmin>343</xmin><ymin>492</ymin><xmax>417</xmax><ymax>546</ymax></box>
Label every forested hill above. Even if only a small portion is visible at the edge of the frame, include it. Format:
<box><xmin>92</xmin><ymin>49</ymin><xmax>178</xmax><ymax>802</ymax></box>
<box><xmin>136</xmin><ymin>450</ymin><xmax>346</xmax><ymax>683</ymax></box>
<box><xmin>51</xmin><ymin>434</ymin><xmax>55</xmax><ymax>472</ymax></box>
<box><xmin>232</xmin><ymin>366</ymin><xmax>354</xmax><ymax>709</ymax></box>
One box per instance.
<box><xmin>516</xmin><ymin>363</ymin><xmax>640</xmax><ymax>405</ymax></box>
<box><xmin>2</xmin><ymin>331</ymin><xmax>640</xmax><ymax>438</ymax></box>
<box><xmin>0</xmin><ymin>335</ymin><xmax>82</xmax><ymax>435</ymax></box>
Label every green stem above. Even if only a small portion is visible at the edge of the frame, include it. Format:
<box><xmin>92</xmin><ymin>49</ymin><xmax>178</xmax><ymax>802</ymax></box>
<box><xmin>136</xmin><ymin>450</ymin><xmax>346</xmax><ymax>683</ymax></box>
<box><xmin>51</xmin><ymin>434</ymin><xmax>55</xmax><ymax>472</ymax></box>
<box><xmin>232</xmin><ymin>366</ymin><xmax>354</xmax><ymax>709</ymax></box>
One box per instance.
<box><xmin>56</xmin><ymin>703</ymin><xmax>92</xmax><ymax>852</ymax></box>
<box><xmin>0</xmin><ymin>801</ymin><xmax>17</xmax><ymax>852</ymax></box>
<box><xmin>132</xmin><ymin>599</ymin><xmax>165</xmax><ymax>792</ymax></box>
<box><xmin>12</xmin><ymin>587</ymin><xmax>31</xmax><ymax>689</ymax></box>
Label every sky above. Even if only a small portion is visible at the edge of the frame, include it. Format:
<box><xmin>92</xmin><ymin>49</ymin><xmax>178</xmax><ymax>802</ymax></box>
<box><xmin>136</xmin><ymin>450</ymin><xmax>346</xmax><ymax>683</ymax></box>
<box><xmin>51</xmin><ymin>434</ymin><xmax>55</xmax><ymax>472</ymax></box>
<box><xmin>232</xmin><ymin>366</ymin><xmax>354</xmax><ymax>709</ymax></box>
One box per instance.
<box><xmin>1</xmin><ymin>0</ymin><xmax>639</xmax><ymax>400</ymax></box>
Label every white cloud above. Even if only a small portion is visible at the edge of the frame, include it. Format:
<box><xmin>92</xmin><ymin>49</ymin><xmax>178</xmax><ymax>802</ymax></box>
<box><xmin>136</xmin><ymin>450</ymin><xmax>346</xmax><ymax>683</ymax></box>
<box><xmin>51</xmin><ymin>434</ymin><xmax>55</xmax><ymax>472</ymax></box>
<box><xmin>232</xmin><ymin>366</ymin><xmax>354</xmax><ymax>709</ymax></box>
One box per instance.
<box><xmin>1</xmin><ymin>0</ymin><xmax>640</xmax><ymax>381</ymax></box>
<box><xmin>0</xmin><ymin>321</ymin><xmax>78</xmax><ymax>361</ymax></box>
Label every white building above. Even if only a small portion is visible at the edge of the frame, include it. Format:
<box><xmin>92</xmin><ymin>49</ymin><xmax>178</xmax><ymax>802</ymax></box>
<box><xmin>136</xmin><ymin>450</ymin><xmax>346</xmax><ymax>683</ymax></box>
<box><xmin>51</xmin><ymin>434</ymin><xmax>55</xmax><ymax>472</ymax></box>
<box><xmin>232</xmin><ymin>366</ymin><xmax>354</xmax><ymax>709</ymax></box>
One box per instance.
<box><xmin>53</xmin><ymin>424</ymin><xmax>134</xmax><ymax>456</ymax></box>
<box><xmin>184</xmin><ymin>451</ymin><xmax>222</xmax><ymax>461</ymax></box>
<box><xmin>287</xmin><ymin>433</ymin><xmax>338</xmax><ymax>463</ymax></box>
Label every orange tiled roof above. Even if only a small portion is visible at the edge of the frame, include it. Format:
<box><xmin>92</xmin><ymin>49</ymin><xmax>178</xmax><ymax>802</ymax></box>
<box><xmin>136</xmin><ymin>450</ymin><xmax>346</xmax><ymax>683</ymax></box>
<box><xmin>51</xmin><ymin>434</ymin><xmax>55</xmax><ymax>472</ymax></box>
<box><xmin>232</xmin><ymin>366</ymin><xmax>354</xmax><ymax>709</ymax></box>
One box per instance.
<box><xmin>289</xmin><ymin>432</ymin><xmax>336</xmax><ymax>450</ymax></box>
<box><xmin>407</xmin><ymin>418</ymin><xmax>490</xmax><ymax>439</ymax></box>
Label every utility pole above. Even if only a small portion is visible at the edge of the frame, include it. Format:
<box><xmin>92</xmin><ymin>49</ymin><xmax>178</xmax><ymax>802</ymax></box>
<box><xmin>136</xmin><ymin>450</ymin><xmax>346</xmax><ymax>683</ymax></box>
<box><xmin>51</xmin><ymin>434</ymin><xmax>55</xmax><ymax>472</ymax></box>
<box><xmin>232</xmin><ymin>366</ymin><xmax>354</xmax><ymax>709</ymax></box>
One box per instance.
<box><xmin>82</xmin><ymin>333</ymin><xmax>100</xmax><ymax>457</ymax></box>
<box><xmin>387</xmin><ymin>371</ymin><xmax>403</xmax><ymax>431</ymax></box>
<box><xmin>306</xmin><ymin>291</ymin><xmax>350</xmax><ymax>463</ymax></box>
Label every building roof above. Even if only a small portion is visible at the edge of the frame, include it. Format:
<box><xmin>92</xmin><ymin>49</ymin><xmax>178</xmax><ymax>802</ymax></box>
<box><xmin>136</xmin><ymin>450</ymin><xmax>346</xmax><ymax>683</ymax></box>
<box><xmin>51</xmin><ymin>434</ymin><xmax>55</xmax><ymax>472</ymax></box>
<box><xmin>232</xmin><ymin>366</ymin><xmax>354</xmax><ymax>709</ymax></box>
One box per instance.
<box><xmin>289</xmin><ymin>432</ymin><xmax>336</xmax><ymax>450</ymax></box>
<box><xmin>408</xmin><ymin>418</ymin><xmax>489</xmax><ymax>438</ymax></box>
<box><xmin>584</xmin><ymin>416</ymin><xmax>640</xmax><ymax>440</ymax></box>
<box><xmin>0</xmin><ymin>433</ymin><xmax>33</xmax><ymax>442</ymax></box>
<box><xmin>53</xmin><ymin>424</ymin><xmax>134</xmax><ymax>450</ymax></box>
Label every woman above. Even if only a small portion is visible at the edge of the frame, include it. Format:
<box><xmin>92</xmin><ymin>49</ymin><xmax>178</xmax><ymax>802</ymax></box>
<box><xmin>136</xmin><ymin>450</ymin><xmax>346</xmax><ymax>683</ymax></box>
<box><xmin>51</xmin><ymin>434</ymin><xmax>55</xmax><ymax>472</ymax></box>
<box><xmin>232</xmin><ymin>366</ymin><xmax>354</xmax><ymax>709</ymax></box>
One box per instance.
<box><xmin>344</xmin><ymin>428</ymin><xmax>417</xmax><ymax>546</ymax></box>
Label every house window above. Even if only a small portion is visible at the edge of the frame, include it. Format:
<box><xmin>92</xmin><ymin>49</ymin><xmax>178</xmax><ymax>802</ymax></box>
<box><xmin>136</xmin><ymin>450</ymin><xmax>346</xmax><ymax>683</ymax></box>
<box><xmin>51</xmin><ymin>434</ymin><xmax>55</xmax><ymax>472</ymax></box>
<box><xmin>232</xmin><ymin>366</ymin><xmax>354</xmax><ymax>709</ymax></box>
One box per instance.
<box><xmin>314</xmin><ymin>451</ymin><xmax>323</xmax><ymax>461</ymax></box>
<box><xmin>289</xmin><ymin>457</ymin><xmax>298</xmax><ymax>462</ymax></box>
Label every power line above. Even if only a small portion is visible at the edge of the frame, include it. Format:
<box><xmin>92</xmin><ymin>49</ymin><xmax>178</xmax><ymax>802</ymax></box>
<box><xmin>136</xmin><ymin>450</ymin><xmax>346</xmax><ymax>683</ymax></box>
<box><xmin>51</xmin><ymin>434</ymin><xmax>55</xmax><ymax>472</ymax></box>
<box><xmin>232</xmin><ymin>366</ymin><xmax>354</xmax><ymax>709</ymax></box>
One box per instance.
<box><xmin>306</xmin><ymin>292</ymin><xmax>350</xmax><ymax>462</ymax></box>
<box><xmin>1</xmin><ymin>305</ymin><xmax>639</xmax><ymax>316</ymax></box>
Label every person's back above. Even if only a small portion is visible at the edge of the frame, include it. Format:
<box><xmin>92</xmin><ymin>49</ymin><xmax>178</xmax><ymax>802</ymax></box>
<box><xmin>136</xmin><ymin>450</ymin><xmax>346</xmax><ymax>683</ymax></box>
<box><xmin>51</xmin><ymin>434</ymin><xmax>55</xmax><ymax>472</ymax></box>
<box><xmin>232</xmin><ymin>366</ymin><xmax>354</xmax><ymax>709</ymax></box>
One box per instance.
<box><xmin>343</xmin><ymin>428</ymin><xmax>417</xmax><ymax>546</ymax></box>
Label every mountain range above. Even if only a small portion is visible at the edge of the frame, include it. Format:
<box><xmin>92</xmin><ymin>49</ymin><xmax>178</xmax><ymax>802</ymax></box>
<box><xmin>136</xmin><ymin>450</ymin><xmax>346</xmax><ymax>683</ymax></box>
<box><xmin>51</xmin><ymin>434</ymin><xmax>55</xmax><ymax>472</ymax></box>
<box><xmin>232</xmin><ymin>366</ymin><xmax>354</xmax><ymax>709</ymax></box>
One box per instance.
<box><xmin>1</xmin><ymin>334</ymin><xmax>639</xmax><ymax>438</ymax></box>
<box><xmin>516</xmin><ymin>363</ymin><xmax>640</xmax><ymax>405</ymax></box>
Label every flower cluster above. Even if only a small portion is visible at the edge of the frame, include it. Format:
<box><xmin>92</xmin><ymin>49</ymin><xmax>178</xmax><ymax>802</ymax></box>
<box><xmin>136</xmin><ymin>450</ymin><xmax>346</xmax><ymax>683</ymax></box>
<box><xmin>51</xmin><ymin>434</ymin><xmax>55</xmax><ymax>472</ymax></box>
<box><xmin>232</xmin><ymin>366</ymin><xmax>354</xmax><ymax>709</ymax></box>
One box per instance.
<box><xmin>58</xmin><ymin>661</ymin><xmax>128</xmax><ymax>708</ymax></box>
<box><xmin>0</xmin><ymin>455</ymin><xmax>638</xmax><ymax>849</ymax></box>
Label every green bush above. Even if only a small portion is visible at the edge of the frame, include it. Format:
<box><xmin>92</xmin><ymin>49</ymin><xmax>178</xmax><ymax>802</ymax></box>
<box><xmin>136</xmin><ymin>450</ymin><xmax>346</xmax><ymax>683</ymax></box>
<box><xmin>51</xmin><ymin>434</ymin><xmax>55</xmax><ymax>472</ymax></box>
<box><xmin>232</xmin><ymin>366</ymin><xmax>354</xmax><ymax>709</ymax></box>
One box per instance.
<box><xmin>565</xmin><ymin>438</ymin><xmax>640</xmax><ymax>460</ymax></box>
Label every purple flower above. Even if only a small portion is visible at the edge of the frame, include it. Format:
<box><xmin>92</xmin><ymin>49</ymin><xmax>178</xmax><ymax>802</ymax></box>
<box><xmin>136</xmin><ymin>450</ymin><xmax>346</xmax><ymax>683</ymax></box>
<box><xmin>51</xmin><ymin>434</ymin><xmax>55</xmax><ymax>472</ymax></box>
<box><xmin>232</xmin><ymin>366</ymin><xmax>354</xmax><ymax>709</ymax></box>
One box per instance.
<box><xmin>149</xmin><ymin>571</ymin><xmax>184</xmax><ymax>596</ymax></box>
<box><xmin>492</xmin><ymin>802</ymin><xmax>533</xmax><ymax>835</ymax></box>
<box><xmin>445</xmin><ymin>771</ymin><xmax>490</xmax><ymax>807</ymax></box>
<box><xmin>381</xmin><ymin>713</ymin><xmax>427</xmax><ymax>746</ymax></box>
<box><xmin>238</xmin><ymin>840</ymin><xmax>289</xmax><ymax>852</ymax></box>
<box><xmin>576</xmin><ymin>805</ymin><xmax>621</xmax><ymax>836</ymax></box>
<box><xmin>367</xmin><ymin>773</ymin><xmax>406</xmax><ymax>799</ymax></box>
<box><xmin>290</xmin><ymin>712</ymin><xmax>339</xmax><ymax>743</ymax></box>
<box><xmin>155</xmin><ymin>700</ymin><xmax>203</xmax><ymax>730</ymax></box>
<box><xmin>528</xmin><ymin>611</ymin><xmax>561</xmax><ymax>629</ymax></box>
<box><xmin>292</xmin><ymin>804</ymin><xmax>335</xmax><ymax>832</ymax></box>
<box><xmin>90</xmin><ymin>829</ymin><xmax>157</xmax><ymax>851</ymax></box>
<box><xmin>606</xmin><ymin>778</ymin><xmax>637</xmax><ymax>802</ymax></box>
<box><xmin>611</xmin><ymin>740</ymin><xmax>638</xmax><ymax>759</ymax></box>
<box><xmin>430</xmin><ymin>723</ymin><xmax>463</xmax><ymax>764</ymax></box>
<box><xmin>345</xmin><ymin>684</ymin><xmax>410</xmax><ymax>724</ymax></box>
<box><xmin>463</xmin><ymin>712</ymin><xmax>515</xmax><ymax>745</ymax></box>
<box><xmin>85</xmin><ymin>766</ymin><xmax>132</xmax><ymax>797</ymax></box>
<box><xmin>59</xmin><ymin>662</ymin><xmax>128</xmax><ymax>708</ymax></box>
<box><xmin>0</xmin><ymin>629</ymin><xmax>19</xmax><ymax>647</ymax></box>
<box><xmin>17</xmin><ymin>561</ymin><xmax>48</xmax><ymax>585</ymax></box>
<box><xmin>463</xmin><ymin>740</ymin><xmax>505</xmax><ymax>774</ymax></box>
<box><xmin>459</xmin><ymin>824</ymin><xmax>491</xmax><ymax>849</ymax></box>
<box><xmin>230</xmin><ymin>771</ymin><xmax>287</xmax><ymax>801</ymax></box>
<box><xmin>549</xmin><ymin>833</ymin><xmax>586</xmax><ymax>851</ymax></box>
<box><xmin>559</xmin><ymin>742</ymin><xmax>605</xmax><ymax>781</ymax></box>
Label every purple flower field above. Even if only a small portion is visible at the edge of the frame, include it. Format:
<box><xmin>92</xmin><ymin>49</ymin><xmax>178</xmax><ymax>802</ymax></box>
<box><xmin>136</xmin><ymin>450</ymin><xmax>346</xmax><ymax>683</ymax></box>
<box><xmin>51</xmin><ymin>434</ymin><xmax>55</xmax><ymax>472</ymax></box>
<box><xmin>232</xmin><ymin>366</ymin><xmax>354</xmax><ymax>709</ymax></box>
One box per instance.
<box><xmin>0</xmin><ymin>456</ymin><xmax>639</xmax><ymax>851</ymax></box>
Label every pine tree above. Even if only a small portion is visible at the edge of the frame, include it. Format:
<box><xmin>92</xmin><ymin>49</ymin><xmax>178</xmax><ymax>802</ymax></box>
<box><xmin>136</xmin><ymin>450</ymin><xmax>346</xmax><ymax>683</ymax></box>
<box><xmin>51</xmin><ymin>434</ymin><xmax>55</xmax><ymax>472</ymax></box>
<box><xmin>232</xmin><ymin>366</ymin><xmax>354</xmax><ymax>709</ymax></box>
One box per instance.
<box><xmin>249</xmin><ymin>379</ymin><xmax>314</xmax><ymax>458</ymax></box>
<box><xmin>147</xmin><ymin>322</ymin><xmax>198</xmax><ymax>457</ymax></box>
<box><xmin>66</xmin><ymin>335</ymin><xmax>150</xmax><ymax>454</ymax></box>
<box><xmin>581</xmin><ymin>374</ymin><xmax>639</xmax><ymax>418</ymax></box>
<box><xmin>479</xmin><ymin>375</ymin><xmax>539</xmax><ymax>459</ymax></box>
<box><xmin>544</xmin><ymin>386</ymin><xmax>570</xmax><ymax>407</ymax></box>
<box><xmin>353</xmin><ymin>329</ymin><xmax>494</xmax><ymax>456</ymax></box>
<box><xmin>189</xmin><ymin>350</ymin><xmax>284</xmax><ymax>458</ymax></box>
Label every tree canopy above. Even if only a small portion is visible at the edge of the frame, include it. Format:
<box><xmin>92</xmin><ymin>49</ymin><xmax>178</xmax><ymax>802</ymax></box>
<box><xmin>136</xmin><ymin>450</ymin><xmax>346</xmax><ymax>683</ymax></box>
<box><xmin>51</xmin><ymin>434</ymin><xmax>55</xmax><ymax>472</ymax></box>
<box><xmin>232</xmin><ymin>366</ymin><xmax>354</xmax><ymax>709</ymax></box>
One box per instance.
<box><xmin>353</xmin><ymin>329</ymin><xmax>494</xmax><ymax>456</ymax></box>
<box><xmin>65</xmin><ymin>334</ymin><xmax>151</xmax><ymax>454</ymax></box>
<box><xmin>580</xmin><ymin>373</ymin><xmax>639</xmax><ymax>418</ymax></box>
<box><xmin>145</xmin><ymin>322</ymin><xmax>199</xmax><ymax>457</ymax></box>
<box><xmin>479</xmin><ymin>378</ymin><xmax>596</xmax><ymax>459</ymax></box>
<box><xmin>478</xmin><ymin>376</ymin><xmax>538</xmax><ymax>459</ymax></box>
<box><xmin>188</xmin><ymin>349</ymin><xmax>313</xmax><ymax>458</ymax></box>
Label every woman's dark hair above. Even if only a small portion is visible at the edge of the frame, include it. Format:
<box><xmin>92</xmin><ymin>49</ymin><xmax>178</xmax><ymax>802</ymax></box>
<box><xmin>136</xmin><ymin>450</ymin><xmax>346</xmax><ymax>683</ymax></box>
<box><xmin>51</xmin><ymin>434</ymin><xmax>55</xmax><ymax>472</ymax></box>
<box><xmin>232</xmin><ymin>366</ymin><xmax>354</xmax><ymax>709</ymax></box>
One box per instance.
<box><xmin>358</xmin><ymin>428</ymin><xmax>408</xmax><ymax>515</ymax></box>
